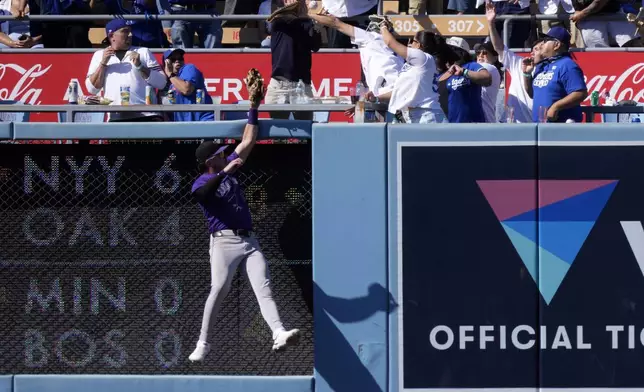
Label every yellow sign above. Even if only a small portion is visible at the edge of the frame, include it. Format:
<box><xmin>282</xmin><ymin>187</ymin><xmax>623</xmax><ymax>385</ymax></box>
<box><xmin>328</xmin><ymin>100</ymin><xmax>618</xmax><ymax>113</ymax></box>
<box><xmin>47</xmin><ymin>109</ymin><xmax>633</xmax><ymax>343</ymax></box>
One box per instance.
<box><xmin>390</xmin><ymin>15</ymin><xmax>489</xmax><ymax>37</ymax></box>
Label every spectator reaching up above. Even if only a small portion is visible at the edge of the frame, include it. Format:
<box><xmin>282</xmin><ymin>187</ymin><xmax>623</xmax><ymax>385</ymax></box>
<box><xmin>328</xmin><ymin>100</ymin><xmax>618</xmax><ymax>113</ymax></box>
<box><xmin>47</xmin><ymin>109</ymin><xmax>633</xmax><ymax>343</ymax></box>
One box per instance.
<box><xmin>264</xmin><ymin>0</ymin><xmax>321</xmax><ymax>120</ymax></box>
<box><xmin>320</xmin><ymin>0</ymin><xmax>378</xmax><ymax>48</ymax></box>
<box><xmin>486</xmin><ymin>0</ymin><xmax>537</xmax><ymax>122</ymax></box>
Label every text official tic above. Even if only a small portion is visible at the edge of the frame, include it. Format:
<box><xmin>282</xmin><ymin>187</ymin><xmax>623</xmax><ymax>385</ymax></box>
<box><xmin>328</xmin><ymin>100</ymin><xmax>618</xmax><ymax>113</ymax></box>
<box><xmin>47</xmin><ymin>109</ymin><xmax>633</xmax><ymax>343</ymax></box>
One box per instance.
<box><xmin>428</xmin><ymin>325</ymin><xmax>644</xmax><ymax>350</ymax></box>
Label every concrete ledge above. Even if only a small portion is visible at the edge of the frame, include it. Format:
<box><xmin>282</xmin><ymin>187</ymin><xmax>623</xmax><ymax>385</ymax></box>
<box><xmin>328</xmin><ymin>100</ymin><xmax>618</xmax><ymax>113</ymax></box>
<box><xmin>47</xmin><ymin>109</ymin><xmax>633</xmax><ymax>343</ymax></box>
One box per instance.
<box><xmin>0</xmin><ymin>122</ymin><xmax>11</xmax><ymax>139</ymax></box>
<box><xmin>0</xmin><ymin>376</ymin><xmax>12</xmax><ymax>392</ymax></box>
<box><xmin>12</xmin><ymin>120</ymin><xmax>312</xmax><ymax>140</ymax></box>
<box><xmin>14</xmin><ymin>375</ymin><xmax>313</xmax><ymax>392</ymax></box>
<box><xmin>538</xmin><ymin>123</ymin><xmax>644</xmax><ymax>143</ymax></box>
<box><xmin>388</xmin><ymin>123</ymin><xmax>538</xmax><ymax>143</ymax></box>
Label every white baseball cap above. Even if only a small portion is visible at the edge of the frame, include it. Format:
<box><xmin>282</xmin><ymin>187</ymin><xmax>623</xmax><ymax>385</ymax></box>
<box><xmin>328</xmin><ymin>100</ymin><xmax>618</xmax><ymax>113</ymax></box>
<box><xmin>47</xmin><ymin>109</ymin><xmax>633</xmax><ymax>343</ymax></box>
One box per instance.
<box><xmin>446</xmin><ymin>36</ymin><xmax>471</xmax><ymax>52</ymax></box>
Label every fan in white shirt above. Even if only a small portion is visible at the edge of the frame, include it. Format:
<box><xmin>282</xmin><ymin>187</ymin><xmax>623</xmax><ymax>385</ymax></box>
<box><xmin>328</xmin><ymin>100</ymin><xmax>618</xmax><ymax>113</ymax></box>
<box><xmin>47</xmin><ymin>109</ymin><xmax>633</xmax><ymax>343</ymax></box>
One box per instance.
<box><xmin>473</xmin><ymin>41</ymin><xmax>503</xmax><ymax>123</ymax></box>
<box><xmin>485</xmin><ymin>0</ymin><xmax>542</xmax><ymax>123</ymax></box>
<box><xmin>373</xmin><ymin>24</ymin><xmax>453</xmax><ymax>124</ymax></box>
<box><xmin>85</xmin><ymin>19</ymin><xmax>167</xmax><ymax>122</ymax></box>
<box><xmin>321</xmin><ymin>0</ymin><xmax>378</xmax><ymax>18</ymax></box>
<box><xmin>309</xmin><ymin>13</ymin><xmax>404</xmax><ymax>96</ymax></box>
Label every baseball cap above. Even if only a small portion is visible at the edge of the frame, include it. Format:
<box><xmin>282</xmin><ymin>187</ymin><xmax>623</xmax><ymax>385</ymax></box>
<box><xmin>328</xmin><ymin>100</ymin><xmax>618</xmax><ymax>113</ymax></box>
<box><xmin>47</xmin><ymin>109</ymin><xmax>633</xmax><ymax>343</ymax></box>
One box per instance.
<box><xmin>446</xmin><ymin>36</ymin><xmax>471</xmax><ymax>52</ymax></box>
<box><xmin>163</xmin><ymin>48</ymin><xmax>186</xmax><ymax>62</ymax></box>
<box><xmin>196</xmin><ymin>141</ymin><xmax>229</xmax><ymax>164</ymax></box>
<box><xmin>105</xmin><ymin>19</ymin><xmax>133</xmax><ymax>36</ymax></box>
<box><xmin>539</xmin><ymin>26</ymin><xmax>571</xmax><ymax>46</ymax></box>
<box><xmin>473</xmin><ymin>41</ymin><xmax>498</xmax><ymax>57</ymax></box>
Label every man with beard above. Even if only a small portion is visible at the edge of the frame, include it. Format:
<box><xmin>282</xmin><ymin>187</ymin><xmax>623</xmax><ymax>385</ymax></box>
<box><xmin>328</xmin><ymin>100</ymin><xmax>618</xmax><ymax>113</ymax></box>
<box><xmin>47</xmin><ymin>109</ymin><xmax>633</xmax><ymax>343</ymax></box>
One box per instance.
<box><xmin>523</xmin><ymin>26</ymin><xmax>588</xmax><ymax>123</ymax></box>
<box><xmin>85</xmin><ymin>19</ymin><xmax>167</xmax><ymax>122</ymax></box>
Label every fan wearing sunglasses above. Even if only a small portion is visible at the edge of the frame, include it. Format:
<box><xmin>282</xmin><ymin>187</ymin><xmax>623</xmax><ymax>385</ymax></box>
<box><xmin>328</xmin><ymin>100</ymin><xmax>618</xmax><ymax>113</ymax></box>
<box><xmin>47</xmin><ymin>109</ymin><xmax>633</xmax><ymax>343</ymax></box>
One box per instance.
<box><xmin>473</xmin><ymin>41</ymin><xmax>503</xmax><ymax>123</ymax></box>
<box><xmin>439</xmin><ymin>37</ymin><xmax>493</xmax><ymax>123</ymax></box>
<box><xmin>308</xmin><ymin>13</ymin><xmax>404</xmax><ymax>100</ymax></box>
<box><xmin>373</xmin><ymin>20</ymin><xmax>452</xmax><ymax>123</ymax></box>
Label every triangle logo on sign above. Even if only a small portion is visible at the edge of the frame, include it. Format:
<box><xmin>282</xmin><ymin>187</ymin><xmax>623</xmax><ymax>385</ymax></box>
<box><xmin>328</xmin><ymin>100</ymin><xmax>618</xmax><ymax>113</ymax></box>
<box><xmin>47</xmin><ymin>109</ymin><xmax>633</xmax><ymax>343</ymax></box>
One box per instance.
<box><xmin>477</xmin><ymin>180</ymin><xmax>618</xmax><ymax>305</ymax></box>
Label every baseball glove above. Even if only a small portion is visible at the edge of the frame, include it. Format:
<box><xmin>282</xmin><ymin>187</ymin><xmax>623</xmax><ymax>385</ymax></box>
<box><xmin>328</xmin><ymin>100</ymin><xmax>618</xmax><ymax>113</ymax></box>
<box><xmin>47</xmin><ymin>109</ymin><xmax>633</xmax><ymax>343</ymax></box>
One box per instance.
<box><xmin>267</xmin><ymin>1</ymin><xmax>300</xmax><ymax>23</ymax></box>
<box><xmin>244</xmin><ymin>68</ymin><xmax>265</xmax><ymax>107</ymax></box>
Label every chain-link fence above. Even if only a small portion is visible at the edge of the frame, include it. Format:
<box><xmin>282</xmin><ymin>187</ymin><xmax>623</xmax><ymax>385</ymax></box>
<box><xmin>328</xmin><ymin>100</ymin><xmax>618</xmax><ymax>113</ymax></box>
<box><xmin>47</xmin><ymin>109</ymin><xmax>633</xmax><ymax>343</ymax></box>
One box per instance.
<box><xmin>0</xmin><ymin>141</ymin><xmax>313</xmax><ymax>375</ymax></box>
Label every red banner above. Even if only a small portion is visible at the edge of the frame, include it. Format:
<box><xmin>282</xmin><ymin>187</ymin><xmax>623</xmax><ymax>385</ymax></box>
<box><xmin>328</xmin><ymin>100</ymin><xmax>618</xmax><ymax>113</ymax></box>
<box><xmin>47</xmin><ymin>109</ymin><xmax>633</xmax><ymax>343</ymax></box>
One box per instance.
<box><xmin>0</xmin><ymin>52</ymin><xmax>642</xmax><ymax>122</ymax></box>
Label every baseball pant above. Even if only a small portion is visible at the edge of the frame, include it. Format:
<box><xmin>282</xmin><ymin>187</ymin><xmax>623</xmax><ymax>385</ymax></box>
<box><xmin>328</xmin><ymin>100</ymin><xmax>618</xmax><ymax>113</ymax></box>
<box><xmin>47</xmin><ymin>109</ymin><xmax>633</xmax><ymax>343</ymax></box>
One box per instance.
<box><xmin>539</xmin><ymin>4</ymin><xmax>584</xmax><ymax>48</ymax></box>
<box><xmin>264</xmin><ymin>78</ymin><xmax>314</xmax><ymax>120</ymax></box>
<box><xmin>409</xmin><ymin>0</ymin><xmax>445</xmax><ymax>15</ymax></box>
<box><xmin>198</xmin><ymin>232</ymin><xmax>284</xmax><ymax>343</ymax></box>
<box><xmin>577</xmin><ymin>12</ymin><xmax>635</xmax><ymax>48</ymax></box>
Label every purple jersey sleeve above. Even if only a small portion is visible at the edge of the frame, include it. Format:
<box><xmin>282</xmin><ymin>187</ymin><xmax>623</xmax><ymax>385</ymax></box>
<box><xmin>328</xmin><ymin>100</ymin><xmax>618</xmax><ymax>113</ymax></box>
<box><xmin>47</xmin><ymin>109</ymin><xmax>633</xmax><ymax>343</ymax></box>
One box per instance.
<box><xmin>227</xmin><ymin>151</ymin><xmax>240</xmax><ymax>163</ymax></box>
<box><xmin>191</xmin><ymin>173</ymin><xmax>217</xmax><ymax>193</ymax></box>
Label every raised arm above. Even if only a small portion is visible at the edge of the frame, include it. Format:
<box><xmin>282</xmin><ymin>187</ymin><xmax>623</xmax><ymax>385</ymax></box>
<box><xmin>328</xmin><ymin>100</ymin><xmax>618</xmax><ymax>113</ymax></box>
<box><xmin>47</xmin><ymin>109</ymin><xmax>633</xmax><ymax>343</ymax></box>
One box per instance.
<box><xmin>86</xmin><ymin>49</ymin><xmax>114</xmax><ymax>94</ymax></box>
<box><xmin>234</xmin><ymin>116</ymin><xmax>260</xmax><ymax>162</ymax></box>
<box><xmin>380</xmin><ymin>23</ymin><xmax>408</xmax><ymax>59</ymax></box>
<box><xmin>484</xmin><ymin>1</ymin><xmax>505</xmax><ymax>58</ymax></box>
<box><xmin>309</xmin><ymin>13</ymin><xmax>355</xmax><ymax>38</ymax></box>
<box><xmin>234</xmin><ymin>70</ymin><xmax>266</xmax><ymax>161</ymax></box>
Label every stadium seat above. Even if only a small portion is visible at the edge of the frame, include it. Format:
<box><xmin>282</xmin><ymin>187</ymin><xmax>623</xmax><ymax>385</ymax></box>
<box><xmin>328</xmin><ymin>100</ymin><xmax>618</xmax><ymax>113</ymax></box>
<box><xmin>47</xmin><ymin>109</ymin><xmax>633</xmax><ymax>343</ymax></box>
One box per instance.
<box><xmin>0</xmin><ymin>100</ymin><xmax>30</xmax><ymax>122</ymax></box>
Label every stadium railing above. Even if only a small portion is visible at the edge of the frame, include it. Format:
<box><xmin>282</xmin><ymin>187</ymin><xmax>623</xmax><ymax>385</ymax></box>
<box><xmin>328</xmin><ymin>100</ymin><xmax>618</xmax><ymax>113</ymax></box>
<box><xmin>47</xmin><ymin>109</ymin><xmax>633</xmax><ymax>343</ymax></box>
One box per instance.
<box><xmin>0</xmin><ymin>13</ymin><xmax>640</xmax><ymax>49</ymax></box>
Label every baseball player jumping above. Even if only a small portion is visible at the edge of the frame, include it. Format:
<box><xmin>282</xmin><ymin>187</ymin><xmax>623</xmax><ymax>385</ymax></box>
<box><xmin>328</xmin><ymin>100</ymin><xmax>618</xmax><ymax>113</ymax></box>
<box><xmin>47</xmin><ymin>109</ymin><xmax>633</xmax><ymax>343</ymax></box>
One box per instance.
<box><xmin>188</xmin><ymin>69</ymin><xmax>300</xmax><ymax>362</ymax></box>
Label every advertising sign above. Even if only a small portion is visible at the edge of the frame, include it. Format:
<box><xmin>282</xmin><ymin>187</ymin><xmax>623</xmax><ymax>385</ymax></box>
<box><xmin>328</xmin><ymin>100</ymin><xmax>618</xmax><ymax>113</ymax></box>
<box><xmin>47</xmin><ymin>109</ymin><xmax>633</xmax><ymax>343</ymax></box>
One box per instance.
<box><xmin>0</xmin><ymin>143</ymin><xmax>313</xmax><ymax>374</ymax></box>
<box><xmin>392</xmin><ymin>137</ymin><xmax>644</xmax><ymax>390</ymax></box>
<box><xmin>0</xmin><ymin>52</ymin><xmax>642</xmax><ymax>123</ymax></box>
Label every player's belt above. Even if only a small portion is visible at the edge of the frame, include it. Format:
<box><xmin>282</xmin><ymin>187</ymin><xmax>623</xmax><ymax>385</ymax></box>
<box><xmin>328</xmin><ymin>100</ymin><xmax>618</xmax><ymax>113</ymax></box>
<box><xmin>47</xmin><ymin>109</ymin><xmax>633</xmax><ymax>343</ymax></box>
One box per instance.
<box><xmin>212</xmin><ymin>229</ymin><xmax>253</xmax><ymax>237</ymax></box>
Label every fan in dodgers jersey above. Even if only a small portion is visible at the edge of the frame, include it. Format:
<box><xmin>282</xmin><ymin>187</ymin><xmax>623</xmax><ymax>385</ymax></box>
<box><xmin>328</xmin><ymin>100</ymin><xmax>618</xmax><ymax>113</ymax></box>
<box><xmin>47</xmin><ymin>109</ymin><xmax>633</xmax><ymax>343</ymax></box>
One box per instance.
<box><xmin>308</xmin><ymin>11</ymin><xmax>404</xmax><ymax>100</ymax></box>
<box><xmin>367</xmin><ymin>17</ymin><xmax>457</xmax><ymax>123</ymax></box>
<box><xmin>439</xmin><ymin>36</ymin><xmax>493</xmax><ymax>123</ymax></box>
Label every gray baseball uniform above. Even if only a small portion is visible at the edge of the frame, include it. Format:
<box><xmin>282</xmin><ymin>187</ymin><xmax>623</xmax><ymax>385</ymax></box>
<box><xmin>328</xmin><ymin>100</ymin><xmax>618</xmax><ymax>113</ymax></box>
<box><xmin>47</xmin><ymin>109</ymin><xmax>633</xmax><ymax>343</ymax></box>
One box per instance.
<box><xmin>191</xmin><ymin>149</ymin><xmax>284</xmax><ymax>344</ymax></box>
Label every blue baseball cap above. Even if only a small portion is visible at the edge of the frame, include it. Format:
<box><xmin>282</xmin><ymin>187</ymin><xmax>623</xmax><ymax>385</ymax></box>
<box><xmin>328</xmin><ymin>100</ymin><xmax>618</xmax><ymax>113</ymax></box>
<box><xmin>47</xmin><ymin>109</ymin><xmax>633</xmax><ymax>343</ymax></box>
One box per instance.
<box><xmin>163</xmin><ymin>48</ymin><xmax>185</xmax><ymax>62</ymax></box>
<box><xmin>540</xmin><ymin>26</ymin><xmax>571</xmax><ymax>46</ymax></box>
<box><xmin>105</xmin><ymin>19</ymin><xmax>133</xmax><ymax>36</ymax></box>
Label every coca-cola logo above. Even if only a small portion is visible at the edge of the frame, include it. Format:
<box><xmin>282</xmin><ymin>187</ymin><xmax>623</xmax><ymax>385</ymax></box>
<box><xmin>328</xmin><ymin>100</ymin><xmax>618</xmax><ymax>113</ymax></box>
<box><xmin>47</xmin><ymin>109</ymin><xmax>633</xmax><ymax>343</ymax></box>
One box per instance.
<box><xmin>584</xmin><ymin>62</ymin><xmax>644</xmax><ymax>103</ymax></box>
<box><xmin>0</xmin><ymin>63</ymin><xmax>52</xmax><ymax>105</ymax></box>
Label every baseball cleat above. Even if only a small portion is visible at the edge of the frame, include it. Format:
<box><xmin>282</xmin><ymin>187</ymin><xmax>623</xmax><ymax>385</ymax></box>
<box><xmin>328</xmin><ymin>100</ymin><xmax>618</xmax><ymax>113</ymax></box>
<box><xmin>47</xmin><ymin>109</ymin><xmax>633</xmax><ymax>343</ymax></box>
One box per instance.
<box><xmin>188</xmin><ymin>341</ymin><xmax>211</xmax><ymax>362</ymax></box>
<box><xmin>272</xmin><ymin>328</ymin><xmax>301</xmax><ymax>351</ymax></box>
